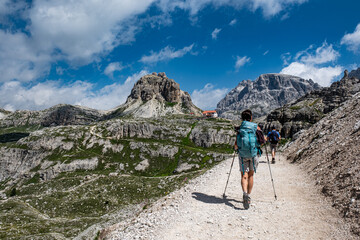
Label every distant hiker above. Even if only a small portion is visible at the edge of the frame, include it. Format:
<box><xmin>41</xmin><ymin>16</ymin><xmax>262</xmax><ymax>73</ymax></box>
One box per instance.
<box><xmin>267</xmin><ymin>127</ymin><xmax>281</xmax><ymax>164</ymax></box>
<box><xmin>234</xmin><ymin>109</ymin><xmax>265</xmax><ymax>209</ymax></box>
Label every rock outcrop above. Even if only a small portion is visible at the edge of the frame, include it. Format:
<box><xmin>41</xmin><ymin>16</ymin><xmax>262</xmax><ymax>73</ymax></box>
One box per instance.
<box><xmin>0</xmin><ymin>108</ymin><xmax>11</xmax><ymax>119</ymax></box>
<box><xmin>285</xmin><ymin>92</ymin><xmax>360</xmax><ymax>236</ymax></box>
<box><xmin>217</xmin><ymin>73</ymin><xmax>320</xmax><ymax>119</ymax></box>
<box><xmin>349</xmin><ymin>67</ymin><xmax>360</xmax><ymax>79</ymax></box>
<box><xmin>0</xmin><ymin>104</ymin><xmax>104</xmax><ymax>128</ymax></box>
<box><xmin>263</xmin><ymin>68</ymin><xmax>360</xmax><ymax>138</ymax></box>
<box><xmin>107</xmin><ymin>72</ymin><xmax>202</xmax><ymax>118</ymax></box>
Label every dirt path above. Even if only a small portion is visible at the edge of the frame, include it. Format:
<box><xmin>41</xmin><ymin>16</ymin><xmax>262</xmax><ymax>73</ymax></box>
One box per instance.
<box><xmin>104</xmin><ymin>153</ymin><xmax>354</xmax><ymax>240</ymax></box>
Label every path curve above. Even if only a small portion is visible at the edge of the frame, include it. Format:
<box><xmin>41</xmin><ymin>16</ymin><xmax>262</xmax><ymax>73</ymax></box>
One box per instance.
<box><xmin>103</xmin><ymin>154</ymin><xmax>354</xmax><ymax>240</ymax></box>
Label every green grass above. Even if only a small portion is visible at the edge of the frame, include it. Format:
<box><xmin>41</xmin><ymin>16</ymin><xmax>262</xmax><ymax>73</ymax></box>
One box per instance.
<box><xmin>309</xmin><ymin>98</ymin><xmax>321</xmax><ymax>107</ymax></box>
<box><xmin>0</xmin><ymin>125</ymin><xmax>43</xmax><ymax>135</ymax></box>
<box><xmin>0</xmin><ymin>172</ymin><xmax>201</xmax><ymax>239</ymax></box>
<box><xmin>0</xmin><ymin>115</ymin><xmax>235</xmax><ymax>239</ymax></box>
<box><xmin>289</xmin><ymin>106</ymin><xmax>302</xmax><ymax>110</ymax></box>
<box><xmin>165</xmin><ymin>102</ymin><xmax>178</xmax><ymax>107</ymax></box>
<box><xmin>24</xmin><ymin>173</ymin><xmax>40</xmax><ymax>185</ymax></box>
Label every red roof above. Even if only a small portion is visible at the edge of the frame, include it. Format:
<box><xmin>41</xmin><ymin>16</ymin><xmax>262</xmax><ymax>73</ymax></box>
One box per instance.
<box><xmin>202</xmin><ymin>111</ymin><xmax>217</xmax><ymax>114</ymax></box>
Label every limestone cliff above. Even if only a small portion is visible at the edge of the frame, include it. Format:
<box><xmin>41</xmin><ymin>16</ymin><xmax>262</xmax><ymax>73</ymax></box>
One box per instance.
<box><xmin>216</xmin><ymin>73</ymin><xmax>320</xmax><ymax>119</ymax></box>
<box><xmin>107</xmin><ymin>72</ymin><xmax>202</xmax><ymax>118</ymax></box>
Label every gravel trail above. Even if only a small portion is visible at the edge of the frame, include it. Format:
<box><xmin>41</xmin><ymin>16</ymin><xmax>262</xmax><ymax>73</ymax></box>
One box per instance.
<box><xmin>104</xmin><ymin>153</ymin><xmax>354</xmax><ymax>240</ymax></box>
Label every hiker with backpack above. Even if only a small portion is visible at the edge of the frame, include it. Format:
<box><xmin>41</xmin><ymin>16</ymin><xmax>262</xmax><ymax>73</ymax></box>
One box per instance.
<box><xmin>234</xmin><ymin>109</ymin><xmax>265</xmax><ymax>209</ymax></box>
<box><xmin>267</xmin><ymin>127</ymin><xmax>281</xmax><ymax>164</ymax></box>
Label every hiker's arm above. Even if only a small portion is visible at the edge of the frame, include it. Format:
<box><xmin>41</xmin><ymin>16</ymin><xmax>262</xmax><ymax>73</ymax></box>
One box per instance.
<box><xmin>256</xmin><ymin>129</ymin><xmax>265</xmax><ymax>146</ymax></box>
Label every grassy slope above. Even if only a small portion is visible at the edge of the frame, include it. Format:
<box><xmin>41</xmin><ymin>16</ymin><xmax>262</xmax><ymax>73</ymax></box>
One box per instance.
<box><xmin>0</xmin><ymin>116</ymin><xmax>234</xmax><ymax>239</ymax></box>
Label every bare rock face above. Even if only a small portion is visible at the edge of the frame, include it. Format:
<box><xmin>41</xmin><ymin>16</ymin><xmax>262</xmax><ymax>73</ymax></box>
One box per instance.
<box><xmin>348</xmin><ymin>67</ymin><xmax>360</xmax><ymax>79</ymax></box>
<box><xmin>127</xmin><ymin>72</ymin><xmax>181</xmax><ymax>103</ymax></box>
<box><xmin>285</xmin><ymin>92</ymin><xmax>360</xmax><ymax>236</ymax></box>
<box><xmin>0</xmin><ymin>104</ymin><xmax>104</xmax><ymax>128</ymax></box>
<box><xmin>263</xmin><ymin>68</ymin><xmax>360</xmax><ymax>138</ymax></box>
<box><xmin>0</xmin><ymin>109</ymin><xmax>11</xmax><ymax>120</ymax></box>
<box><xmin>108</xmin><ymin>73</ymin><xmax>202</xmax><ymax>118</ymax></box>
<box><xmin>217</xmin><ymin>73</ymin><xmax>320</xmax><ymax>119</ymax></box>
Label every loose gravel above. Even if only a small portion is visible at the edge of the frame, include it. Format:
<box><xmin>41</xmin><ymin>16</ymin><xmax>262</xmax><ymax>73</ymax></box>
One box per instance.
<box><xmin>103</xmin><ymin>153</ymin><xmax>355</xmax><ymax>240</ymax></box>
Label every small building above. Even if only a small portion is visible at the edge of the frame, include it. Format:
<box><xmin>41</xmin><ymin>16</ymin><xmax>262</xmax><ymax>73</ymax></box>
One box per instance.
<box><xmin>202</xmin><ymin>110</ymin><xmax>218</xmax><ymax>118</ymax></box>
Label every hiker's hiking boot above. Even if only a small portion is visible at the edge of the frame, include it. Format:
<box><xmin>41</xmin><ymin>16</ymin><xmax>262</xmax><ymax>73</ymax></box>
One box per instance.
<box><xmin>243</xmin><ymin>193</ymin><xmax>250</xmax><ymax>210</ymax></box>
<box><xmin>271</xmin><ymin>158</ymin><xmax>275</xmax><ymax>164</ymax></box>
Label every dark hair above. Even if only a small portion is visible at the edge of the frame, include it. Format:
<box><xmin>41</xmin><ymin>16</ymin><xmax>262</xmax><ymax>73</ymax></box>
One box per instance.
<box><xmin>241</xmin><ymin>109</ymin><xmax>252</xmax><ymax>121</ymax></box>
<box><xmin>272</xmin><ymin>126</ymin><xmax>276</xmax><ymax>130</ymax></box>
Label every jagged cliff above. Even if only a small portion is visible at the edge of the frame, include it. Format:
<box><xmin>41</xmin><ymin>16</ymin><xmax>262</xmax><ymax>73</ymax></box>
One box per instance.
<box><xmin>263</xmin><ymin>68</ymin><xmax>360</xmax><ymax>138</ymax></box>
<box><xmin>285</xmin><ymin>92</ymin><xmax>360</xmax><ymax>236</ymax></box>
<box><xmin>107</xmin><ymin>72</ymin><xmax>202</xmax><ymax>118</ymax></box>
<box><xmin>216</xmin><ymin>73</ymin><xmax>320</xmax><ymax>119</ymax></box>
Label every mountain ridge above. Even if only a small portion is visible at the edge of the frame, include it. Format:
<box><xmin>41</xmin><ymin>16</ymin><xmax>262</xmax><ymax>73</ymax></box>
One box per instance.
<box><xmin>216</xmin><ymin>73</ymin><xmax>320</xmax><ymax>119</ymax></box>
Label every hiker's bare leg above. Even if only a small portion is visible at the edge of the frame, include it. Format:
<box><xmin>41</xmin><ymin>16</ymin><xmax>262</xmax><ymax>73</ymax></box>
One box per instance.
<box><xmin>247</xmin><ymin>170</ymin><xmax>254</xmax><ymax>194</ymax></box>
<box><xmin>272</xmin><ymin>149</ymin><xmax>275</xmax><ymax>158</ymax></box>
<box><xmin>241</xmin><ymin>172</ymin><xmax>249</xmax><ymax>193</ymax></box>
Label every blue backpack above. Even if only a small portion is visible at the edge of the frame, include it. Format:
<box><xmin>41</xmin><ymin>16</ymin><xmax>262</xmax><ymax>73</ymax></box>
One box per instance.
<box><xmin>237</xmin><ymin>121</ymin><xmax>258</xmax><ymax>158</ymax></box>
<box><xmin>269</xmin><ymin>130</ymin><xmax>279</xmax><ymax>144</ymax></box>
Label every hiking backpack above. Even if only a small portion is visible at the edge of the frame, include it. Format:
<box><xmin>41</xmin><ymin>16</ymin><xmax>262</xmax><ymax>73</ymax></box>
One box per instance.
<box><xmin>236</xmin><ymin>121</ymin><xmax>258</xmax><ymax>158</ymax></box>
<box><xmin>269</xmin><ymin>130</ymin><xmax>279</xmax><ymax>144</ymax></box>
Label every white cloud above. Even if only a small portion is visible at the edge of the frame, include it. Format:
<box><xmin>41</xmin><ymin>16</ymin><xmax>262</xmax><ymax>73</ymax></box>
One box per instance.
<box><xmin>249</xmin><ymin>0</ymin><xmax>308</xmax><ymax>18</ymax></box>
<box><xmin>341</xmin><ymin>23</ymin><xmax>360</xmax><ymax>53</ymax></box>
<box><xmin>0</xmin><ymin>70</ymin><xmax>149</xmax><ymax>111</ymax></box>
<box><xmin>280</xmin><ymin>42</ymin><xmax>342</xmax><ymax>86</ymax></box>
<box><xmin>211</xmin><ymin>28</ymin><xmax>221</xmax><ymax>40</ymax></box>
<box><xmin>295</xmin><ymin>42</ymin><xmax>339</xmax><ymax>64</ymax></box>
<box><xmin>263</xmin><ymin>50</ymin><xmax>269</xmax><ymax>55</ymax></box>
<box><xmin>0</xmin><ymin>0</ymin><xmax>27</xmax><ymax>18</ymax></box>
<box><xmin>139</xmin><ymin>44</ymin><xmax>194</xmax><ymax>64</ymax></box>
<box><xmin>235</xmin><ymin>56</ymin><xmax>251</xmax><ymax>71</ymax></box>
<box><xmin>229</xmin><ymin>19</ymin><xmax>237</xmax><ymax>26</ymax></box>
<box><xmin>281</xmin><ymin>52</ymin><xmax>291</xmax><ymax>65</ymax></box>
<box><xmin>0</xmin><ymin>1</ymin><xmax>156</xmax><ymax>82</ymax></box>
<box><xmin>191</xmin><ymin>83</ymin><xmax>229</xmax><ymax>110</ymax></box>
<box><xmin>104</xmin><ymin>62</ymin><xmax>125</xmax><ymax>78</ymax></box>
<box><xmin>0</xmin><ymin>30</ymin><xmax>51</xmax><ymax>82</ymax></box>
<box><xmin>29</xmin><ymin>0</ymin><xmax>155</xmax><ymax>65</ymax></box>
<box><xmin>157</xmin><ymin>0</ymin><xmax>307</xmax><ymax>18</ymax></box>
<box><xmin>281</xmin><ymin>62</ymin><xmax>342</xmax><ymax>87</ymax></box>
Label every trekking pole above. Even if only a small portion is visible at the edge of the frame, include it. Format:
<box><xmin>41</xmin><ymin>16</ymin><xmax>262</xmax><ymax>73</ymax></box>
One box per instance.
<box><xmin>264</xmin><ymin>143</ymin><xmax>277</xmax><ymax>200</ymax></box>
<box><xmin>223</xmin><ymin>152</ymin><xmax>236</xmax><ymax>198</ymax></box>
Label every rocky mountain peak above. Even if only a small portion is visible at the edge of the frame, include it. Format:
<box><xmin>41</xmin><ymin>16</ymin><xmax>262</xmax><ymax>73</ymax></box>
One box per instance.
<box><xmin>216</xmin><ymin>73</ymin><xmax>320</xmax><ymax>119</ymax></box>
<box><xmin>126</xmin><ymin>72</ymin><xmax>182</xmax><ymax>104</ymax></box>
<box><xmin>110</xmin><ymin>72</ymin><xmax>202</xmax><ymax>118</ymax></box>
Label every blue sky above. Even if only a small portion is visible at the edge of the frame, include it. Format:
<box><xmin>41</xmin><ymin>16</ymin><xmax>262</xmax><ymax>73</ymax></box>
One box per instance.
<box><xmin>0</xmin><ymin>0</ymin><xmax>359</xmax><ymax>111</ymax></box>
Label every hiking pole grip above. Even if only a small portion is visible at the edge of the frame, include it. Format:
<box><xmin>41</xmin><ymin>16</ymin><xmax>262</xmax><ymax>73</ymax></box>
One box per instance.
<box><xmin>223</xmin><ymin>152</ymin><xmax>236</xmax><ymax>198</ymax></box>
<box><xmin>264</xmin><ymin>144</ymin><xmax>277</xmax><ymax>200</ymax></box>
